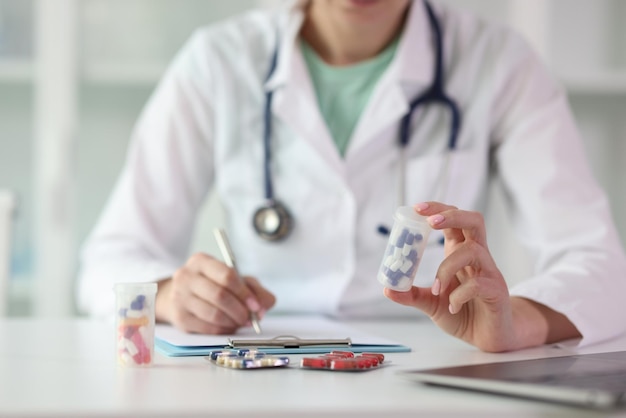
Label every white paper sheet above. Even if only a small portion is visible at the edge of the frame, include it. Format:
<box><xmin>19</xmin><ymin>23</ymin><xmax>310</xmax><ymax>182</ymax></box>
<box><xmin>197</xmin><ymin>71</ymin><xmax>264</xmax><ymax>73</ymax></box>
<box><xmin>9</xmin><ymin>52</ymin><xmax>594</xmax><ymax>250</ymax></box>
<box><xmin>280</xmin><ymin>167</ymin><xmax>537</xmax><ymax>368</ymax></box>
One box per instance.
<box><xmin>155</xmin><ymin>315</ymin><xmax>401</xmax><ymax>347</ymax></box>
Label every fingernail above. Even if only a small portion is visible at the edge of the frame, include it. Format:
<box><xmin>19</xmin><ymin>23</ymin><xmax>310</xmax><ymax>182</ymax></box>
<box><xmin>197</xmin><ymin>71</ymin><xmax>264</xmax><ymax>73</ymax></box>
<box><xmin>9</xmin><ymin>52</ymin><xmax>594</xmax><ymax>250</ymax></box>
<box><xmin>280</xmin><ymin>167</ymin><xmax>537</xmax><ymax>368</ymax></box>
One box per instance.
<box><xmin>428</xmin><ymin>214</ymin><xmax>444</xmax><ymax>226</ymax></box>
<box><xmin>415</xmin><ymin>202</ymin><xmax>429</xmax><ymax>212</ymax></box>
<box><xmin>257</xmin><ymin>308</ymin><xmax>266</xmax><ymax>320</ymax></box>
<box><xmin>431</xmin><ymin>278</ymin><xmax>441</xmax><ymax>296</ymax></box>
<box><xmin>448</xmin><ymin>303</ymin><xmax>456</xmax><ymax>314</ymax></box>
<box><xmin>246</xmin><ymin>297</ymin><xmax>261</xmax><ymax>312</ymax></box>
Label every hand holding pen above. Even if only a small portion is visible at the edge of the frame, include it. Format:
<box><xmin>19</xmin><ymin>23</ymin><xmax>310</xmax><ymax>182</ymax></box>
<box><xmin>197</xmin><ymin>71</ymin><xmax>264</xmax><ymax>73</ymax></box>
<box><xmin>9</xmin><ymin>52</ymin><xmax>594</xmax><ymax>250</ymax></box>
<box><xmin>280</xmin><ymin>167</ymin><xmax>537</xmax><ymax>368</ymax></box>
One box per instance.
<box><xmin>154</xmin><ymin>231</ymin><xmax>274</xmax><ymax>335</ymax></box>
<box><xmin>213</xmin><ymin>228</ymin><xmax>264</xmax><ymax>334</ymax></box>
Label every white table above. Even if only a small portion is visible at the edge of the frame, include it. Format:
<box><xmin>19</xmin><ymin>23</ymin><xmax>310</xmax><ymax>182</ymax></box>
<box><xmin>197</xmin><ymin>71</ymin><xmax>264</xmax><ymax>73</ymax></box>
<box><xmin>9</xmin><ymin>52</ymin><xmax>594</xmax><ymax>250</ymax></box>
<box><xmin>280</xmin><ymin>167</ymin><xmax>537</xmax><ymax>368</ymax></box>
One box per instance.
<box><xmin>1</xmin><ymin>317</ymin><xmax>625</xmax><ymax>417</ymax></box>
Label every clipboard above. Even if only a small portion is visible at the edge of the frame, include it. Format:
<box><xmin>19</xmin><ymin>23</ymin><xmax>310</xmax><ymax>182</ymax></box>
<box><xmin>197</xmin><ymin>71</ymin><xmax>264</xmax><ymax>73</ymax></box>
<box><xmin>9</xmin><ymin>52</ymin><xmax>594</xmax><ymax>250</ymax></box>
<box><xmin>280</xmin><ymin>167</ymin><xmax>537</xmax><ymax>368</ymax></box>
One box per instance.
<box><xmin>155</xmin><ymin>315</ymin><xmax>411</xmax><ymax>356</ymax></box>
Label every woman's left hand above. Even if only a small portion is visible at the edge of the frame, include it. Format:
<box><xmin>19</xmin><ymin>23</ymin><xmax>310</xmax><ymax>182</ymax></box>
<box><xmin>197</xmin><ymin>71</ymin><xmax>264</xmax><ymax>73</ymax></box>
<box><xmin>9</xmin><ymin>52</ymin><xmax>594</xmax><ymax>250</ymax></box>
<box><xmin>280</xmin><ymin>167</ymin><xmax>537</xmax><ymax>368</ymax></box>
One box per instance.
<box><xmin>384</xmin><ymin>201</ymin><xmax>518</xmax><ymax>352</ymax></box>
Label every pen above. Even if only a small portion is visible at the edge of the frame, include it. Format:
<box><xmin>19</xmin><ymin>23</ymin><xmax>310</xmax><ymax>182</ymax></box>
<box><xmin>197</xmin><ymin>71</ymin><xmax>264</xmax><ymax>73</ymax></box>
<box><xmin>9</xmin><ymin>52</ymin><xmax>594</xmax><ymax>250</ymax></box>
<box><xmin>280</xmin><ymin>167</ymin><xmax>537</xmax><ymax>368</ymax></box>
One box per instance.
<box><xmin>213</xmin><ymin>228</ymin><xmax>262</xmax><ymax>334</ymax></box>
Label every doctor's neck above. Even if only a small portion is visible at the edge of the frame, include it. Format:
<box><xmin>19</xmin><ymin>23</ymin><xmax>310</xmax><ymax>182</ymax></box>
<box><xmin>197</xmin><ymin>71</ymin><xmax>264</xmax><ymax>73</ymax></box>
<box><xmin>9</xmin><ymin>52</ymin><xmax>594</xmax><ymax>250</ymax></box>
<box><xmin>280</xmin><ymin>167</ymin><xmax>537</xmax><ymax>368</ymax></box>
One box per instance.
<box><xmin>300</xmin><ymin>0</ymin><xmax>410</xmax><ymax>66</ymax></box>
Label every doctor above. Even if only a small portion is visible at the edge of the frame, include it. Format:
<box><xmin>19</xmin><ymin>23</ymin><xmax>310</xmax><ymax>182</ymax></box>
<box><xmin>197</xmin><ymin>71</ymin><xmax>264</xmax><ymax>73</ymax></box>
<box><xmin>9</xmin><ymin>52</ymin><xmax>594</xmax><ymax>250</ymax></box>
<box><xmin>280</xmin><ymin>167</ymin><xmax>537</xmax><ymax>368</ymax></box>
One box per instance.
<box><xmin>78</xmin><ymin>0</ymin><xmax>626</xmax><ymax>352</ymax></box>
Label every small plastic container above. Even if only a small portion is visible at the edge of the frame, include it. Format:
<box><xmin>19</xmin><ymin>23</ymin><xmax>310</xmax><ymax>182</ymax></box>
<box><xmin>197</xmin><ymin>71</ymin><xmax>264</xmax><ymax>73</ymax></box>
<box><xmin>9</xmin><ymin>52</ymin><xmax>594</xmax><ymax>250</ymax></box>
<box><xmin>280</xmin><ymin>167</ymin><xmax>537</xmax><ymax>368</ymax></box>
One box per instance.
<box><xmin>114</xmin><ymin>282</ymin><xmax>157</xmax><ymax>367</ymax></box>
<box><xmin>378</xmin><ymin>206</ymin><xmax>431</xmax><ymax>291</ymax></box>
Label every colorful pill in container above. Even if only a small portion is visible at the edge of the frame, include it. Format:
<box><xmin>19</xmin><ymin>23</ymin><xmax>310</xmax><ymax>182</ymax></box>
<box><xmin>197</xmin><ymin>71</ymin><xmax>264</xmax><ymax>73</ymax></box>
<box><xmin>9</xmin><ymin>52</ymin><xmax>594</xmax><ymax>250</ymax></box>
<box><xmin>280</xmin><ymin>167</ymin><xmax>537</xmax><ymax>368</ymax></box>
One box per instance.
<box><xmin>114</xmin><ymin>282</ymin><xmax>157</xmax><ymax>367</ymax></box>
<box><xmin>378</xmin><ymin>206</ymin><xmax>431</xmax><ymax>291</ymax></box>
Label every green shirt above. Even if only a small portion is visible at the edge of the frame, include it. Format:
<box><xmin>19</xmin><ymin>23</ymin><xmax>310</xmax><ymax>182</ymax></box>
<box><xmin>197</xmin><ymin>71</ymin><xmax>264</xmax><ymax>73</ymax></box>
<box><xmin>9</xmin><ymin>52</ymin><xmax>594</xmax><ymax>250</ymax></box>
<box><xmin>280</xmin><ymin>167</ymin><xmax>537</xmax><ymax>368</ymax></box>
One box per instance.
<box><xmin>301</xmin><ymin>38</ymin><xmax>399</xmax><ymax>157</ymax></box>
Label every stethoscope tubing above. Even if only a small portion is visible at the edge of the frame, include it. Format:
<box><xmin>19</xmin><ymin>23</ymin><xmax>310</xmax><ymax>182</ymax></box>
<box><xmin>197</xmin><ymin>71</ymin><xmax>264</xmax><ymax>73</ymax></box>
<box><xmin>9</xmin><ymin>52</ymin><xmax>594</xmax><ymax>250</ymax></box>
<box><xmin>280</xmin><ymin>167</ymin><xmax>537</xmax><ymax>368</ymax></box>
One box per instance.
<box><xmin>257</xmin><ymin>0</ymin><xmax>461</xmax><ymax>241</ymax></box>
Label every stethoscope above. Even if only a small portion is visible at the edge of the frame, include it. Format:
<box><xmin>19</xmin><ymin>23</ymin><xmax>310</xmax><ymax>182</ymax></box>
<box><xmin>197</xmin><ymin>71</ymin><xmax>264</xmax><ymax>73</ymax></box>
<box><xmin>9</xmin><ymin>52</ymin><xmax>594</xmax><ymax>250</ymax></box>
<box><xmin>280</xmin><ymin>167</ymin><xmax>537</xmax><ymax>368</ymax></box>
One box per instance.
<box><xmin>253</xmin><ymin>0</ymin><xmax>461</xmax><ymax>242</ymax></box>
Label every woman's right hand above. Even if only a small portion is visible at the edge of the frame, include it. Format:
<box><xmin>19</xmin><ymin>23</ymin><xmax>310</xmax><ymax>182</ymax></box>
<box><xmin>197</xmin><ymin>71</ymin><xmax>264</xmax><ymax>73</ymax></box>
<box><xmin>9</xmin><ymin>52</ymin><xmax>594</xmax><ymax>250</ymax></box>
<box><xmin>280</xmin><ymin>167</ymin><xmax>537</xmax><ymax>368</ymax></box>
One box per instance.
<box><xmin>155</xmin><ymin>252</ymin><xmax>276</xmax><ymax>334</ymax></box>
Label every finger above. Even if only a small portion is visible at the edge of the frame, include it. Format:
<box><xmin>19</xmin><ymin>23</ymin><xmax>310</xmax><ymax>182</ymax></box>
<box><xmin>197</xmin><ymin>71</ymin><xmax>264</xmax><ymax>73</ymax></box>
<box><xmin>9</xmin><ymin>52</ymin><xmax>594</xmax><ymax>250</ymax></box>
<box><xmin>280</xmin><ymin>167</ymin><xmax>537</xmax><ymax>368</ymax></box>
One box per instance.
<box><xmin>172</xmin><ymin>308</ymin><xmax>238</xmax><ymax>335</ymax></box>
<box><xmin>188</xmin><ymin>276</ymin><xmax>250</xmax><ymax>326</ymax></box>
<box><xmin>436</xmin><ymin>241</ymin><xmax>490</xmax><ymax>295</ymax></box>
<box><xmin>415</xmin><ymin>202</ymin><xmax>465</xmax><ymax>244</ymax></box>
<box><xmin>447</xmin><ymin>276</ymin><xmax>508</xmax><ymax>315</ymax></box>
<box><xmin>183</xmin><ymin>292</ymin><xmax>240</xmax><ymax>329</ymax></box>
<box><xmin>172</xmin><ymin>261</ymin><xmax>250</xmax><ymax>326</ymax></box>
<box><xmin>428</xmin><ymin>209</ymin><xmax>487</xmax><ymax>247</ymax></box>
<box><xmin>383</xmin><ymin>286</ymin><xmax>442</xmax><ymax>318</ymax></box>
<box><xmin>186</xmin><ymin>252</ymin><xmax>261</xmax><ymax>312</ymax></box>
<box><xmin>447</xmin><ymin>279</ymin><xmax>480</xmax><ymax>315</ymax></box>
<box><xmin>244</xmin><ymin>276</ymin><xmax>276</xmax><ymax>316</ymax></box>
<box><xmin>414</xmin><ymin>201</ymin><xmax>457</xmax><ymax>216</ymax></box>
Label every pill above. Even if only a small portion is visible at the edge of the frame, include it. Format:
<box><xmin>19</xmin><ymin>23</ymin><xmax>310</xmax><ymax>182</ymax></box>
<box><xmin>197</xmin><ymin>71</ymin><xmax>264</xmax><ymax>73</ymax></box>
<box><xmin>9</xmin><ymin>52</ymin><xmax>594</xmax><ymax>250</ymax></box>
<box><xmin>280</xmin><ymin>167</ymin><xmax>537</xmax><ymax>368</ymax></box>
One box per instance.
<box><xmin>395</xmin><ymin>228</ymin><xmax>409</xmax><ymax>247</ymax></box>
<box><xmin>125</xmin><ymin>309</ymin><xmax>146</xmax><ymax>319</ymax></box>
<box><xmin>130</xmin><ymin>328</ymin><xmax>150</xmax><ymax>364</ymax></box>
<box><xmin>119</xmin><ymin>351</ymin><xmax>134</xmax><ymax>365</ymax></box>
<box><xmin>330</xmin><ymin>359</ymin><xmax>358</xmax><ymax>370</ymax></box>
<box><xmin>121</xmin><ymin>325</ymin><xmax>136</xmax><ymax>339</ymax></box>
<box><xmin>354</xmin><ymin>356</ymin><xmax>375</xmax><ymax>368</ymax></box>
<box><xmin>209</xmin><ymin>350</ymin><xmax>226</xmax><ymax>360</ymax></box>
<box><xmin>356</xmin><ymin>355</ymin><xmax>378</xmax><ymax>367</ymax></box>
<box><xmin>216</xmin><ymin>353</ymin><xmax>239</xmax><ymax>365</ymax></box>
<box><xmin>329</xmin><ymin>351</ymin><xmax>355</xmax><ymax>358</ymax></box>
<box><xmin>138</xmin><ymin>325</ymin><xmax>150</xmax><ymax>342</ymax></box>
<box><xmin>390</xmin><ymin>258</ymin><xmax>403</xmax><ymax>271</ymax></box>
<box><xmin>208</xmin><ymin>351</ymin><xmax>289</xmax><ymax>369</ymax></box>
<box><xmin>301</xmin><ymin>357</ymin><xmax>331</xmax><ymax>368</ymax></box>
<box><xmin>361</xmin><ymin>353</ymin><xmax>385</xmax><ymax>363</ymax></box>
<box><xmin>406</xmin><ymin>233</ymin><xmax>415</xmax><ymax>245</ymax></box>
<box><xmin>261</xmin><ymin>357</ymin><xmax>289</xmax><ymax>367</ymax></box>
<box><xmin>130</xmin><ymin>295</ymin><xmax>145</xmax><ymax>310</ymax></box>
<box><xmin>400</xmin><ymin>258</ymin><xmax>413</xmax><ymax>273</ymax></box>
<box><xmin>123</xmin><ymin>338</ymin><xmax>139</xmax><ymax>356</ymax></box>
<box><xmin>119</xmin><ymin>316</ymin><xmax>149</xmax><ymax>327</ymax></box>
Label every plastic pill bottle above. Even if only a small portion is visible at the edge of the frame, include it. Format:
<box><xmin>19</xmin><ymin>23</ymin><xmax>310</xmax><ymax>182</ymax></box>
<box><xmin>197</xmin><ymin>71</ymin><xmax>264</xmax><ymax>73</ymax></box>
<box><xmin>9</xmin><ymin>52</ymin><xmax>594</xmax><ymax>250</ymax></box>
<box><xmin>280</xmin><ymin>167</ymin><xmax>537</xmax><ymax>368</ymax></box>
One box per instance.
<box><xmin>377</xmin><ymin>206</ymin><xmax>431</xmax><ymax>291</ymax></box>
<box><xmin>114</xmin><ymin>282</ymin><xmax>157</xmax><ymax>367</ymax></box>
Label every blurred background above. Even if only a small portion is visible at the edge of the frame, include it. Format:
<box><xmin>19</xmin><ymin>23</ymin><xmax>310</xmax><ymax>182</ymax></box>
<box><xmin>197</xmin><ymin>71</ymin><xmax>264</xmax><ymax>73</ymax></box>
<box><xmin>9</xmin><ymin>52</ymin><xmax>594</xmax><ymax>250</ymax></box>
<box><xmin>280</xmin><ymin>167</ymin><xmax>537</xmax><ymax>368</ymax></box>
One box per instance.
<box><xmin>0</xmin><ymin>0</ymin><xmax>624</xmax><ymax>317</ymax></box>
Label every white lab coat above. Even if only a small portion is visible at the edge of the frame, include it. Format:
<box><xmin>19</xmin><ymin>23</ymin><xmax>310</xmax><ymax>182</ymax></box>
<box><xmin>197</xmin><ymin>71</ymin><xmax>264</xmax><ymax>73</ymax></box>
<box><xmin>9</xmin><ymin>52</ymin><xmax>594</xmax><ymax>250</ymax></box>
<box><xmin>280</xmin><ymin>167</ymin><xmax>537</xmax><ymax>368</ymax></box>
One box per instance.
<box><xmin>78</xmin><ymin>0</ymin><xmax>626</xmax><ymax>346</ymax></box>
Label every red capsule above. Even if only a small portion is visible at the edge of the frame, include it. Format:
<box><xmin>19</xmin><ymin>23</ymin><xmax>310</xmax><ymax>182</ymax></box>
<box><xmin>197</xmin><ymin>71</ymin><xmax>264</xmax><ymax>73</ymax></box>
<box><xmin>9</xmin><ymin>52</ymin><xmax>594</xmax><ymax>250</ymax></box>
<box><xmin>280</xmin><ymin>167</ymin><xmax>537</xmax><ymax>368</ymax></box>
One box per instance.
<box><xmin>355</xmin><ymin>356</ymin><xmax>377</xmax><ymax>367</ymax></box>
<box><xmin>301</xmin><ymin>357</ymin><xmax>331</xmax><ymax>369</ymax></box>
<box><xmin>329</xmin><ymin>358</ymin><xmax>359</xmax><ymax>370</ymax></box>
<box><xmin>319</xmin><ymin>354</ymin><xmax>348</xmax><ymax>361</ymax></box>
<box><xmin>361</xmin><ymin>352</ymin><xmax>385</xmax><ymax>364</ymax></box>
<box><xmin>329</xmin><ymin>350</ymin><xmax>355</xmax><ymax>358</ymax></box>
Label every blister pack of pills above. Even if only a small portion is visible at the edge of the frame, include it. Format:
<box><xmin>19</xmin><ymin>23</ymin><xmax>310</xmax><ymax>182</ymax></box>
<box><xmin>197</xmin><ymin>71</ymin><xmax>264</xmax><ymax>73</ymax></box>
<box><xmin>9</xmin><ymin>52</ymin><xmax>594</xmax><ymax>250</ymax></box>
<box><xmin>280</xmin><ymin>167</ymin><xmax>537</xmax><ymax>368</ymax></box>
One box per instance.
<box><xmin>300</xmin><ymin>351</ymin><xmax>385</xmax><ymax>371</ymax></box>
<box><xmin>206</xmin><ymin>349</ymin><xmax>290</xmax><ymax>369</ymax></box>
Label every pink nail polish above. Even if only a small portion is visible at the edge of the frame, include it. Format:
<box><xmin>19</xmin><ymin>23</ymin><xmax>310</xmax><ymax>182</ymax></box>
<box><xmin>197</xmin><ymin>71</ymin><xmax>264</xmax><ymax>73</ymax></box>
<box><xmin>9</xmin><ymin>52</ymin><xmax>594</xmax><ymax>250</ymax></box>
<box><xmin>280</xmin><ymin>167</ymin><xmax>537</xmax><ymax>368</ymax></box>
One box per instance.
<box><xmin>415</xmin><ymin>202</ymin><xmax>429</xmax><ymax>212</ymax></box>
<box><xmin>246</xmin><ymin>297</ymin><xmax>260</xmax><ymax>312</ymax></box>
<box><xmin>448</xmin><ymin>303</ymin><xmax>455</xmax><ymax>314</ymax></box>
<box><xmin>428</xmin><ymin>214</ymin><xmax>444</xmax><ymax>226</ymax></box>
<box><xmin>257</xmin><ymin>308</ymin><xmax>266</xmax><ymax>320</ymax></box>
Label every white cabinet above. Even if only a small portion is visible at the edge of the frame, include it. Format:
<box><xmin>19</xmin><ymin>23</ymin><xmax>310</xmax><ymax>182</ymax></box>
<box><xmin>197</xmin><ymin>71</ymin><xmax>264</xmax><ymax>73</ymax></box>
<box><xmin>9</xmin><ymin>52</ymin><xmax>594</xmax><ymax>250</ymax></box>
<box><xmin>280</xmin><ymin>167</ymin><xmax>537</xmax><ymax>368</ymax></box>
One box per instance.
<box><xmin>1</xmin><ymin>0</ymin><xmax>625</xmax><ymax>315</ymax></box>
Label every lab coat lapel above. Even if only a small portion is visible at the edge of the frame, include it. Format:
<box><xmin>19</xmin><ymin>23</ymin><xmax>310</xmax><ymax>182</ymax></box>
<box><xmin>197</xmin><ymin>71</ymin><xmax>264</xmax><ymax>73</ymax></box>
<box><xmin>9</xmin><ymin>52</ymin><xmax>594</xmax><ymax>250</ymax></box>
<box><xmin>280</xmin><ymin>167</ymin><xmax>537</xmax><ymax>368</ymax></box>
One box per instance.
<box><xmin>264</xmin><ymin>1</ymin><xmax>345</xmax><ymax>180</ymax></box>
<box><xmin>272</xmin><ymin>57</ymin><xmax>345</xmax><ymax>179</ymax></box>
<box><xmin>347</xmin><ymin>74</ymin><xmax>408</xmax><ymax>158</ymax></box>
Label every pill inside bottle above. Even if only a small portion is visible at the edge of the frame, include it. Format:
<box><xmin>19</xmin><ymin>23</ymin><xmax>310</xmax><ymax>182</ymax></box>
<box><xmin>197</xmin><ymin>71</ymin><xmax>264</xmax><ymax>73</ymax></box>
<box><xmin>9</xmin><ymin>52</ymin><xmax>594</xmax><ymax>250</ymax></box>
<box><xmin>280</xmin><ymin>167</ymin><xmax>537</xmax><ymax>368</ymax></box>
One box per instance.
<box><xmin>377</xmin><ymin>206</ymin><xmax>431</xmax><ymax>292</ymax></box>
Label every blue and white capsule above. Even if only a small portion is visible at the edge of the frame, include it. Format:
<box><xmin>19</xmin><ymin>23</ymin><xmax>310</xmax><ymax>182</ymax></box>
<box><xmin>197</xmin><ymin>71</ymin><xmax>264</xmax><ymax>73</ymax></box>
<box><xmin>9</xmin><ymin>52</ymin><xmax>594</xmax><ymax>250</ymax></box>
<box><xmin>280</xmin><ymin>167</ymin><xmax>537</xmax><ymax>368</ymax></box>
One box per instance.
<box><xmin>378</xmin><ymin>206</ymin><xmax>431</xmax><ymax>291</ymax></box>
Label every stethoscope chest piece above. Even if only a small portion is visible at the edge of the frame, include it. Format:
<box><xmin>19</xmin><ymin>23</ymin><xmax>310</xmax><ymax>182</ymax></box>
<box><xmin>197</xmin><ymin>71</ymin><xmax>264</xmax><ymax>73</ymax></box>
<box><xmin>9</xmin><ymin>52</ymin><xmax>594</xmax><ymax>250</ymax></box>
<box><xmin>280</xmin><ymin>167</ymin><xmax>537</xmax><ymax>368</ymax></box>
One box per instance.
<box><xmin>253</xmin><ymin>200</ymin><xmax>293</xmax><ymax>241</ymax></box>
